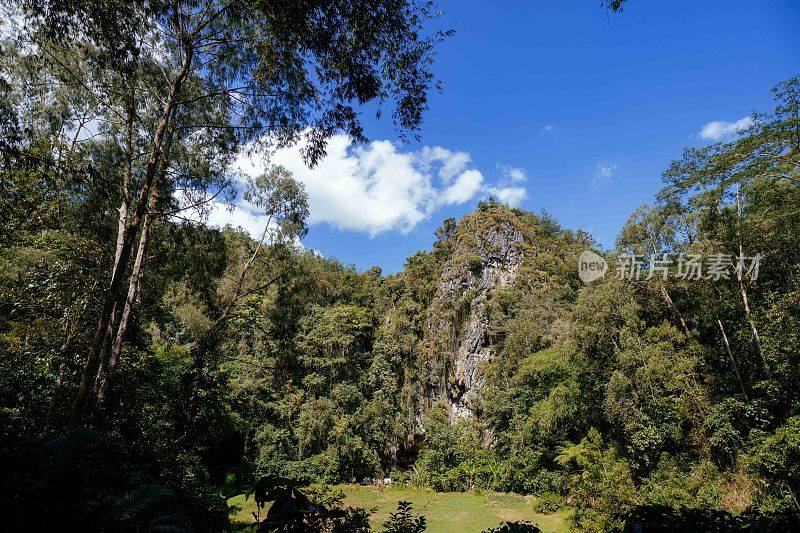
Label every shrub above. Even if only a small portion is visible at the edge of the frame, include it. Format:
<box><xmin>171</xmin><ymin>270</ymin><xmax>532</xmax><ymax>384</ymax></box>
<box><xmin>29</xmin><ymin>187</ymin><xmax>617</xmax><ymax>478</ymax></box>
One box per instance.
<box><xmin>382</xmin><ymin>501</ymin><xmax>427</xmax><ymax>533</ymax></box>
<box><xmin>482</xmin><ymin>521</ymin><xmax>542</xmax><ymax>533</ymax></box>
<box><xmin>531</xmin><ymin>492</ymin><xmax>565</xmax><ymax>513</ymax></box>
<box><xmin>250</xmin><ymin>476</ymin><xmax>372</xmax><ymax>532</ymax></box>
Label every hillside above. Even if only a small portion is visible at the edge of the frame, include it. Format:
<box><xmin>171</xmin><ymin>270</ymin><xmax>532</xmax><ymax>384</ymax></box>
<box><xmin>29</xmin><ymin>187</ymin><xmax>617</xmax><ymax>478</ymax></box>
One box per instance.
<box><xmin>2</xmin><ymin>3</ymin><xmax>800</xmax><ymax>527</ymax></box>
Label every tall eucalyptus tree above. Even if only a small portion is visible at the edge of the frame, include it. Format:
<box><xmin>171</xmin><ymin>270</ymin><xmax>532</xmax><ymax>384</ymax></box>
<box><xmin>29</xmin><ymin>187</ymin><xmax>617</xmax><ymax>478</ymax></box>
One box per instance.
<box><xmin>9</xmin><ymin>0</ymin><xmax>449</xmax><ymax>424</ymax></box>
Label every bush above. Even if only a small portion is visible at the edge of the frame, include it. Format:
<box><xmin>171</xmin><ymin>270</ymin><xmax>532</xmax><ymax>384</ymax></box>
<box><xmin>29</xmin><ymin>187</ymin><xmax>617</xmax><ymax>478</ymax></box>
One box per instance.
<box><xmin>531</xmin><ymin>492</ymin><xmax>565</xmax><ymax>513</ymax></box>
<box><xmin>482</xmin><ymin>521</ymin><xmax>542</xmax><ymax>533</ymax></box>
<box><xmin>642</xmin><ymin>455</ymin><xmax>724</xmax><ymax>510</ymax></box>
<box><xmin>0</xmin><ymin>429</ymin><xmax>218</xmax><ymax>531</ymax></box>
<box><xmin>281</xmin><ymin>453</ymin><xmax>341</xmax><ymax>485</ymax></box>
<box><xmin>250</xmin><ymin>476</ymin><xmax>372</xmax><ymax>532</ymax></box>
<box><xmin>622</xmin><ymin>504</ymin><xmax>798</xmax><ymax>532</ymax></box>
<box><xmin>495</xmin><ymin>453</ymin><xmax>567</xmax><ymax>495</ymax></box>
<box><xmin>382</xmin><ymin>501</ymin><xmax>427</xmax><ymax>533</ymax></box>
<box><xmin>556</xmin><ymin>429</ymin><xmax>639</xmax><ymax>532</ymax></box>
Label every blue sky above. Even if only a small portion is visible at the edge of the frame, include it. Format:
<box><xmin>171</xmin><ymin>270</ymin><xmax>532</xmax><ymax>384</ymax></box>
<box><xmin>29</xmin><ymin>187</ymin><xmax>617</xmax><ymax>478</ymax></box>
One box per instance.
<box><xmin>229</xmin><ymin>0</ymin><xmax>800</xmax><ymax>274</ymax></box>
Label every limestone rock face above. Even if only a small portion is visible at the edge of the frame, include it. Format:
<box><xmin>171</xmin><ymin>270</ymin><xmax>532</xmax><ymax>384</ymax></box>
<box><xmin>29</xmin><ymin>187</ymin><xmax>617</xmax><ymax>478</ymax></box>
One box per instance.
<box><xmin>429</xmin><ymin>216</ymin><xmax>525</xmax><ymax>420</ymax></box>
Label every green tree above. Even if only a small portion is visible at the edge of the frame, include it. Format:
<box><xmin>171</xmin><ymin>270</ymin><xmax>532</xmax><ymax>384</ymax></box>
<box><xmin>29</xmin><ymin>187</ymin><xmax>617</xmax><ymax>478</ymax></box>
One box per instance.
<box><xmin>751</xmin><ymin>416</ymin><xmax>800</xmax><ymax>513</ymax></box>
<box><xmin>9</xmin><ymin>0</ymin><xmax>448</xmax><ymax>425</ymax></box>
<box><xmin>557</xmin><ymin>429</ymin><xmax>639</xmax><ymax>532</ymax></box>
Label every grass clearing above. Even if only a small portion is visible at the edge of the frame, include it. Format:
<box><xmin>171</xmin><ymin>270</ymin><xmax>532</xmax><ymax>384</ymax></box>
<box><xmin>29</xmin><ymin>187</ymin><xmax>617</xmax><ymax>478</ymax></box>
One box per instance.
<box><xmin>228</xmin><ymin>484</ymin><xmax>569</xmax><ymax>532</ymax></box>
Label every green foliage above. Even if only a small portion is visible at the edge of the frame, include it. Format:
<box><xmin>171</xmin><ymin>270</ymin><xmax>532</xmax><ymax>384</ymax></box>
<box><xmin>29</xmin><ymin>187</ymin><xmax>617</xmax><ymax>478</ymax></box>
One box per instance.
<box><xmin>531</xmin><ymin>492</ymin><xmax>565</xmax><ymax>514</ymax></box>
<box><xmin>412</xmin><ymin>404</ymin><xmax>500</xmax><ymax>492</ymax></box>
<box><xmin>557</xmin><ymin>429</ymin><xmax>639</xmax><ymax>532</ymax></box>
<box><xmin>750</xmin><ymin>416</ymin><xmax>800</xmax><ymax>512</ymax></box>
<box><xmin>249</xmin><ymin>476</ymin><xmax>372</xmax><ymax>532</ymax></box>
<box><xmin>0</xmin><ymin>429</ymin><xmax>213</xmax><ymax>531</ymax></box>
<box><xmin>382</xmin><ymin>501</ymin><xmax>427</xmax><ymax>533</ymax></box>
<box><xmin>641</xmin><ymin>456</ymin><xmax>725</xmax><ymax>510</ymax></box>
<box><xmin>482</xmin><ymin>521</ymin><xmax>542</xmax><ymax>533</ymax></box>
<box><xmin>604</xmin><ymin>323</ymin><xmax>708</xmax><ymax>472</ymax></box>
<box><xmin>3</xmin><ymin>10</ymin><xmax>800</xmax><ymax>525</ymax></box>
<box><xmin>622</xmin><ymin>504</ymin><xmax>796</xmax><ymax>532</ymax></box>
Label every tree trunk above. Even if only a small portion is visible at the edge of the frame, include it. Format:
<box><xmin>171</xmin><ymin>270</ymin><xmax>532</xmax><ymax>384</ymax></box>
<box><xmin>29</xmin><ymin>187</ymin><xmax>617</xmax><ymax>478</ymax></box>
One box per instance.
<box><xmin>718</xmin><ymin>318</ymin><xmax>748</xmax><ymax>400</ymax></box>
<box><xmin>69</xmin><ymin>44</ymin><xmax>193</xmax><ymax>427</ymax></box>
<box><xmin>96</xmin><ymin>115</ymin><xmax>176</xmax><ymax>406</ymax></box>
<box><xmin>735</xmin><ymin>192</ymin><xmax>768</xmax><ymax>377</ymax></box>
<box><xmin>83</xmin><ymin>89</ymin><xmax>135</xmax><ymax>416</ymax></box>
<box><xmin>739</xmin><ymin>275</ymin><xmax>768</xmax><ymax>376</ymax></box>
<box><xmin>113</xmin><ymin>90</ymin><xmax>135</xmax><ymax>269</ymax></box>
<box><xmin>787</xmin><ymin>483</ymin><xmax>800</xmax><ymax>513</ymax></box>
<box><xmin>659</xmin><ymin>282</ymin><xmax>692</xmax><ymax>339</ymax></box>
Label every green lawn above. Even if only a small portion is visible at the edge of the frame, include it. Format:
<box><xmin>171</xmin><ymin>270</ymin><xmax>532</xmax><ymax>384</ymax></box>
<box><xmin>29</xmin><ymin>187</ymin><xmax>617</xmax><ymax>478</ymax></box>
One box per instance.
<box><xmin>228</xmin><ymin>484</ymin><xmax>569</xmax><ymax>532</ymax></box>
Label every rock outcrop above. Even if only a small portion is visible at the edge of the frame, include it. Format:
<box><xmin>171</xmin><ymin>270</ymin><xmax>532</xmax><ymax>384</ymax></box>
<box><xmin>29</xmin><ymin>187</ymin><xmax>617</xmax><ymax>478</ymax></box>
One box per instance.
<box><xmin>426</xmin><ymin>210</ymin><xmax>525</xmax><ymax>420</ymax></box>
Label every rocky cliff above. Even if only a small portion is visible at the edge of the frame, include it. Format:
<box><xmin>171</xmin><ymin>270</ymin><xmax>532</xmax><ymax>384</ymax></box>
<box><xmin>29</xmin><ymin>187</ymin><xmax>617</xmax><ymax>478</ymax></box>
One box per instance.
<box><xmin>424</xmin><ymin>207</ymin><xmax>526</xmax><ymax>420</ymax></box>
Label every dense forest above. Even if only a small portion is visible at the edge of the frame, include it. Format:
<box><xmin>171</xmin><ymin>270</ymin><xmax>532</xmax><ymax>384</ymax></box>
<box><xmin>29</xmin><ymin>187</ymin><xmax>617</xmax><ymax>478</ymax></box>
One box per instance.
<box><xmin>2</xmin><ymin>1</ymin><xmax>800</xmax><ymax>532</ymax></box>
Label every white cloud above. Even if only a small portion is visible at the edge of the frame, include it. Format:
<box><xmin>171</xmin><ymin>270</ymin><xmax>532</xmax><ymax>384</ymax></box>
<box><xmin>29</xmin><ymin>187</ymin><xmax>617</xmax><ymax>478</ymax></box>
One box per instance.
<box><xmin>540</xmin><ymin>124</ymin><xmax>555</xmax><ymax>135</ymax></box>
<box><xmin>419</xmin><ymin>146</ymin><xmax>471</xmax><ymax>183</ymax></box>
<box><xmin>699</xmin><ymin>116</ymin><xmax>753</xmax><ymax>141</ymax></box>
<box><xmin>485</xmin><ymin>164</ymin><xmax>528</xmax><ymax>207</ymax></box>
<box><xmin>486</xmin><ymin>186</ymin><xmax>527</xmax><ymax>206</ymax></box>
<box><xmin>227</xmin><ymin>134</ymin><xmax>529</xmax><ymax>236</ymax></box>
<box><xmin>499</xmin><ymin>165</ymin><xmax>527</xmax><ymax>183</ymax></box>
<box><xmin>187</xmin><ymin>136</ymin><xmax>529</xmax><ymax>238</ymax></box>
<box><xmin>205</xmin><ymin>201</ymin><xmax>270</xmax><ymax>240</ymax></box>
<box><xmin>173</xmin><ymin>189</ymin><xmax>279</xmax><ymax>241</ymax></box>
<box><xmin>441</xmin><ymin>169</ymin><xmax>484</xmax><ymax>205</ymax></box>
<box><xmin>592</xmin><ymin>162</ymin><xmax>618</xmax><ymax>189</ymax></box>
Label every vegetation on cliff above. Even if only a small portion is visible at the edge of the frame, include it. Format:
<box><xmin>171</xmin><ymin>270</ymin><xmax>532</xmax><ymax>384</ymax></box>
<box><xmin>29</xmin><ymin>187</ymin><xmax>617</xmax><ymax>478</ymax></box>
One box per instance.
<box><xmin>1</xmin><ymin>0</ymin><xmax>799</xmax><ymax>529</ymax></box>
